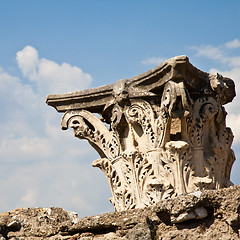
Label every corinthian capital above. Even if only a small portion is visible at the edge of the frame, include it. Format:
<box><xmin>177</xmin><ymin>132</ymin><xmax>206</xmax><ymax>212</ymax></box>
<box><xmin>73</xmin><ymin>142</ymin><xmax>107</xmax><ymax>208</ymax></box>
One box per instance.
<box><xmin>46</xmin><ymin>56</ymin><xmax>236</xmax><ymax>211</ymax></box>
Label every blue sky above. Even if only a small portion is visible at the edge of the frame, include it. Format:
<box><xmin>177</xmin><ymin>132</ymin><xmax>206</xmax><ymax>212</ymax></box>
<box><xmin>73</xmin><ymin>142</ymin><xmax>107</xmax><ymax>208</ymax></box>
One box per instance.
<box><xmin>0</xmin><ymin>1</ymin><xmax>240</xmax><ymax>217</ymax></box>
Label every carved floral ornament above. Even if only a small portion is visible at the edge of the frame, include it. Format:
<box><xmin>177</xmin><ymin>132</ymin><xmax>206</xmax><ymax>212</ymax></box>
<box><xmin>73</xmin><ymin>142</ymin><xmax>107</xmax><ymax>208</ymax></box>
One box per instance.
<box><xmin>46</xmin><ymin>56</ymin><xmax>236</xmax><ymax>211</ymax></box>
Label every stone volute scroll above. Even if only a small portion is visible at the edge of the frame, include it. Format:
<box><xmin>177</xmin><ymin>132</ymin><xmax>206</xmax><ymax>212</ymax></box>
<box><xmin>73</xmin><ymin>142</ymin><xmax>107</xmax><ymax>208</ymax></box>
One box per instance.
<box><xmin>46</xmin><ymin>56</ymin><xmax>236</xmax><ymax>212</ymax></box>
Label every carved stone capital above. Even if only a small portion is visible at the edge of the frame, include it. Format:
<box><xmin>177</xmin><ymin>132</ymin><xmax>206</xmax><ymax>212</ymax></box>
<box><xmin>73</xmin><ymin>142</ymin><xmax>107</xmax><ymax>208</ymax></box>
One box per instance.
<box><xmin>46</xmin><ymin>56</ymin><xmax>236</xmax><ymax>211</ymax></box>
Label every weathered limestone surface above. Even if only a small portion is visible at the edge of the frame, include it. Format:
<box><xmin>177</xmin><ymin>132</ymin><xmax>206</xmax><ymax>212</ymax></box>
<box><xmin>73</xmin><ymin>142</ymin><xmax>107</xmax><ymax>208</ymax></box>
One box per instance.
<box><xmin>1</xmin><ymin>185</ymin><xmax>240</xmax><ymax>239</ymax></box>
<box><xmin>46</xmin><ymin>56</ymin><xmax>236</xmax><ymax>212</ymax></box>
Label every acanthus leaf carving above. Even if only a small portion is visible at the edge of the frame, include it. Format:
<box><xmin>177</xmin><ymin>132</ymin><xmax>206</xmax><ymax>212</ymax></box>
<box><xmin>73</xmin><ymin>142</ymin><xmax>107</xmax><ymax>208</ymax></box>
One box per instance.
<box><xmin>61</xmin><ymin>110</ymin><xmax>120</xmax><ymax>160</ymax></box>
<box><xmin>125</xmin><ymin>99</ymin><xmax>157</xmax><ymax>151</ymax></box>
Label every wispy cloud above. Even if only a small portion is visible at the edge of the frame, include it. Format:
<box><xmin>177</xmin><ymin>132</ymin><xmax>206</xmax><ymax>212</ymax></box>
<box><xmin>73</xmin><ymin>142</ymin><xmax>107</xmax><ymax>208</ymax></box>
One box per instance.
<box><xmin>190</xmin><ymin>45</ymin><xmax>226</xmax><ymax>62</ymax></box>
<box><xmin>20</xmin><ymin>189</ymin><xmax>38</xmax><ymax>206</ymax></box>
<box><xmin>225</xmin><ymin>39</ymin><xmax>240</xmax><ymax>49</ymax></box>
<box><xmin>141</xmin><ymin>57</ymin><xmax>166</xmax><ymax>66</ymax></box>
<box><xmin>190</xmin><ymin>40</ymin><xmax>240</xmax><ymax>67</ymax></box>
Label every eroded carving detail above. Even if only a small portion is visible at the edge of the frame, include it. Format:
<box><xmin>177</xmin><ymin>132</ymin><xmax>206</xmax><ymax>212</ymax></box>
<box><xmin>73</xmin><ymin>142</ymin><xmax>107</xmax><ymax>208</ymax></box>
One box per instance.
<box><xmin>47</xmin><ymin>56</ymin><xmax>236</xmax><ymax>211</ymax></box>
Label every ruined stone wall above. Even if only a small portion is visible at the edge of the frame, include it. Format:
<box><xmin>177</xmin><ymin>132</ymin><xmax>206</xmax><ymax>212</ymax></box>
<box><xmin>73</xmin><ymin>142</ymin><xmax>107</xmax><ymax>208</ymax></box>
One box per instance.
<box><xmin>1</xmin><ymin>185</ymin><xmax>239</xmax><ymax>239</ymax></box>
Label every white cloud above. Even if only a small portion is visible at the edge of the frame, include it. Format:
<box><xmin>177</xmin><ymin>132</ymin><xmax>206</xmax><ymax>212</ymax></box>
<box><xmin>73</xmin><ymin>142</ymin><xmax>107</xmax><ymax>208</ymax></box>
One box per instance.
<box><xmin>20</xmin><ymin>189</ymin><xmax>37</xmax><ymax>206</ymax></box>
<box><xmin>16</xmin><ymin>45</ymin><xmax>93</xmax><ymax>95</ymax></box>
<box><xmin>225</xmin><ymin>39</ymin><xmax>240</xmax><ymax>49</ymax></box>
<box><xmin>227</xmin><ymin>56</ymin><xmax>240</xmax><ymax>67</ymax></box>
<box><xmin>0</xmin><ymin>46</ymin><xmax>115</xmax><ymax>216</ymax></box>
<box><xmin>190</xmin><ymin>39</ymin><xmax>240</xmax><ymax>67</ymax></box>
<box><xmin>16</xmin><ymin>45</ymin><xmax>39</xmax><ymax>77</ymax></box>
<box><xmin>0</xmin><ymin>137</ymin><xmax>53</xmax><ymax>162</ymax></box>
<box><xmin>0</xmin><ymin>69</ymin><xmax>50</xmax><ymax>162</ymax></box>
<box><xmin>141</xmin><ymin>57</ymin><xmax>166</xmax><ymax>65</ymax></box>
<box><xmin>0</xmin><ymin>69</ymin><xmax>38</xmax><ymax>110</ymax></box>
<box><xmin>190</xmin><ymin>45</ymin><xmax>226</xmax><ymax>62</ymax></box>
